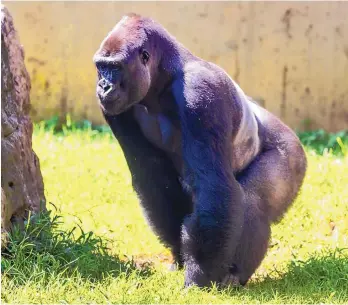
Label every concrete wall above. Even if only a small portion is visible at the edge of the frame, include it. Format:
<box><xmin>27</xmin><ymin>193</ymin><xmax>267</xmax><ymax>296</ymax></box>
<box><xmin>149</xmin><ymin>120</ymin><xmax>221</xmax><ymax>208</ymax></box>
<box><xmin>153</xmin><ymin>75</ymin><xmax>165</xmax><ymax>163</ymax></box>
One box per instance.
<box><xmin>4</xmin><ymin>1</ymin><xmax>348</xmax><ymax>131</ymax></box>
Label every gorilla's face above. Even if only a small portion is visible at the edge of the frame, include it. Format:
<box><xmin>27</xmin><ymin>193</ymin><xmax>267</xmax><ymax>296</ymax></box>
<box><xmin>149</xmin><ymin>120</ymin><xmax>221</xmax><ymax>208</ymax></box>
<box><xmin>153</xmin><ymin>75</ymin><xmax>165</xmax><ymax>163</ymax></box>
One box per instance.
<box><xmin>94</xmin><ymin>48</ymin><xmax>151</xmax><ymax>115</ymax></box>
<box><xmin>94</xmin><ymin>15</ymin><xmax>155</xmax><ymax>115</ymax></box>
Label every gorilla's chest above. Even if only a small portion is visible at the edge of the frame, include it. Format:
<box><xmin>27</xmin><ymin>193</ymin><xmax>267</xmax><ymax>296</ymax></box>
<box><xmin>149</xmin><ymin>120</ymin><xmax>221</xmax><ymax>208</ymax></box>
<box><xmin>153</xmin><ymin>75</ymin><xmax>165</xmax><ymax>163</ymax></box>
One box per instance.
<box><xmin>133</xmin><ymin>104</ymin><xmax>183</xmax><ymax>174</ymax></box>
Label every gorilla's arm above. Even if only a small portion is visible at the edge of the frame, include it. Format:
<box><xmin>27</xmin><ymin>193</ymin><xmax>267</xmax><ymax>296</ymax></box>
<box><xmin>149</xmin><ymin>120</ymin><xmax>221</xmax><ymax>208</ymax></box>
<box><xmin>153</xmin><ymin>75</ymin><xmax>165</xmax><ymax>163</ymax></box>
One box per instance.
<box><xmin>104</xmin><ymin>110</ymin><xmax>192</xmax><ymax>265</ymax></box>
<box><xmin>173</xmin><ymin>77</ymin><xmax>245</xmax><ymax>287</ymax></box>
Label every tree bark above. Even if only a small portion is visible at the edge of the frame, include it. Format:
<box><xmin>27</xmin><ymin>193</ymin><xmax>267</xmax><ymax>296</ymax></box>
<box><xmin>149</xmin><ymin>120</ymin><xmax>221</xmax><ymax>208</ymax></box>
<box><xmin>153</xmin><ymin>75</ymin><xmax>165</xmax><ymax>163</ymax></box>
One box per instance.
<box><xmin>1</xmin><ymin>5</ymin><xmax>46</xmax><ymax>245</ymax></box>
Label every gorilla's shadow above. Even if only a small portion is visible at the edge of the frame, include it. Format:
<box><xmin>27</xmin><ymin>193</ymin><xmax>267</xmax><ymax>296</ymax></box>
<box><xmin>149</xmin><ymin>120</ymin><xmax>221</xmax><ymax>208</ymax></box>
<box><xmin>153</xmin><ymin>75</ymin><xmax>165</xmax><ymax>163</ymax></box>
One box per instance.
<box><xmin>226</xmin><ymin>250</ymin><xmax>348</xmax><ymax>301</ymax></box>
<box><xmin>2</xmin><ymin>209</ymin><xmax>154</xmax><ymax>284</ymax></box>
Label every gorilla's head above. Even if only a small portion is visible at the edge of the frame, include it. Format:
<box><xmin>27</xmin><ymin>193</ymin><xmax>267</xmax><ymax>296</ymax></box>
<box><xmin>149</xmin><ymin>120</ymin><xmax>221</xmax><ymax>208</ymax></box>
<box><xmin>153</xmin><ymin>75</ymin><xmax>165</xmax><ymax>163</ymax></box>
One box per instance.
<box><xmin>93</xmin><ymin>14</ymin><xmax>159</xmax><ymax>115</ymax></box>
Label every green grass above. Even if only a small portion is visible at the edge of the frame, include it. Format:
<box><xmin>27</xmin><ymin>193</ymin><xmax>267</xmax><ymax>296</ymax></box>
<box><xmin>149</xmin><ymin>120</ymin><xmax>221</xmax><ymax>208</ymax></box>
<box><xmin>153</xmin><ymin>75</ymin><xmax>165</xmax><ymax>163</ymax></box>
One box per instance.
<box><xmin>1</xmin><ymin>121</ymin><xmax>348</xmax><ymax>304</ymax></box>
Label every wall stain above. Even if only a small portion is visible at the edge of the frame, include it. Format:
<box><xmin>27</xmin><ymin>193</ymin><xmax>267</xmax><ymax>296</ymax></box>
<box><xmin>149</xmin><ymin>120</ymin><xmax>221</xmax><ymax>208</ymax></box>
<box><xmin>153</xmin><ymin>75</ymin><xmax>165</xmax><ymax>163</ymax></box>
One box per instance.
<box><xmin>281</xmin><ymin>8</ymin><xmax>306</xmax><ymax>39</ymax></box>
<box><xmin>305</xmin><ymin>24</ymin><xmax>313</xmax><ymax>37</ymax></box>
<box><xmin>330</xmin><ymin>100</ymin><xmax>336</xmax><ymax>125</ymax></box>
<box><xmin>60</xmin><ymin>87</ymin><xmax>68</xmax><ymax>124</ymax></box>
<box><xmin>83</xmin><ymin>105</ymin><xmax>88</xmax><ymax>119</ymax></box>
<box><xmin>281</xmin><ymin>65</ymin><xmax>288</xmax><ymax>118</ymax></box>
<box><xmin>31</xmin><ymin>68</ymin><xmax>37</xmax><ymax>81</ymax></box>
<box><xmin>282</xmin><ymin>9</ymin><xmax>293</xmax><ymax>39</ymax></box>
<box><xmin>335</xmin><ymin>26</ymin><xmax>343</xmax><ymax>37</ymax></box>
<box><xmin>24</xmin><ymin>12</ymin><xmax>38</xmax><ymax>24</ymax></box>
<box><xmin>27</xmin><ymin>57</ymin><xmax>46</xmax><ymax>66</ymax></box>
<box><xmin>225</xmin><ymin>40</ymin><xmax>238</xmax><ymax>50</ymax></box>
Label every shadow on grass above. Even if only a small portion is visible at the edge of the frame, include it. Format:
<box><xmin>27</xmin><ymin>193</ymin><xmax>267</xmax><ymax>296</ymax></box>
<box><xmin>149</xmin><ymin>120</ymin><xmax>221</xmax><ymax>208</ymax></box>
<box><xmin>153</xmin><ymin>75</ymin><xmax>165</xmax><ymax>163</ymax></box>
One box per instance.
<box><xmin>1</xmin><ymin>206</ymin><xmax>154</xmax><ymax>286</ymax></box>
<box><xmin>224</xmin><ymin>248</ymin><xmax>348</xmax><ymax>302</ymax></box>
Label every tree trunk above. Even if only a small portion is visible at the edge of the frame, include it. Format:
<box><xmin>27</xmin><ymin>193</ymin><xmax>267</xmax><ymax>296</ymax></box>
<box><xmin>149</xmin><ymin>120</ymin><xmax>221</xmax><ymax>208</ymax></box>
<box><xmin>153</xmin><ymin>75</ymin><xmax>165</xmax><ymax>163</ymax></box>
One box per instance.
<box><xmin>1</xmin><ymin>5</ymin><xmax>46</xmax><ymax>246</ymax></box>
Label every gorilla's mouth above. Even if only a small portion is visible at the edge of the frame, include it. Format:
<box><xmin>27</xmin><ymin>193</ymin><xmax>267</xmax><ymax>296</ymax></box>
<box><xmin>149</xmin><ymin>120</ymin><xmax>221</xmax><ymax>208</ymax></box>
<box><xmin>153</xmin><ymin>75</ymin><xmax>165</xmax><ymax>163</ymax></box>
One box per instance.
<box><xmin>99</xmin><ymin>97</ymin><xmax>123</xmax><ymax>115</ymax></box>
<box><xmin>99</xmin><ymin>98</ymin><xmax>139</xmax><ymax>116</ymax></box>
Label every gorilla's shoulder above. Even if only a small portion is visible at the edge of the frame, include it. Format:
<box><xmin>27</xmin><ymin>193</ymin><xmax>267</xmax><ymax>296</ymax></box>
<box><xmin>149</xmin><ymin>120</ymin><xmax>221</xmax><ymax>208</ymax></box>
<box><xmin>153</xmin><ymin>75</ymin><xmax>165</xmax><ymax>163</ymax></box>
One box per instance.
<box><xmin>171</xmin><ymin>60</ymin><xmax>234</xmax><ymax>119</ymax></box>
<box><xmin>178</xmin><ymin>60</ymin><xmax>231</xmax><ymax>97</ymax></box>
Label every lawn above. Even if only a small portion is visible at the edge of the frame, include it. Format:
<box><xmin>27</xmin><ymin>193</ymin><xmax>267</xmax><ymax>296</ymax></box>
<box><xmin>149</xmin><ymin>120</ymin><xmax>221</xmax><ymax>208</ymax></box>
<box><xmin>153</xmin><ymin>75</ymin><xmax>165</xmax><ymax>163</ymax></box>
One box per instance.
<box><xmin>1</xmin><ymin>122</ymin><xmax>348</xmax><ymax>304</ymax></box>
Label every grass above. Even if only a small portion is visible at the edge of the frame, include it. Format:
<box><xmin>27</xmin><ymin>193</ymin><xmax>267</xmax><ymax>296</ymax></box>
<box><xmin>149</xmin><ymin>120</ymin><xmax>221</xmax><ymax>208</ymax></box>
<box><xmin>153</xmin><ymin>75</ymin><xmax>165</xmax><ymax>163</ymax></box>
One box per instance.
<box><xmin>1</xmin><ymin>119</ymin><xmax>348</xmax><ymax>304</ymax></box>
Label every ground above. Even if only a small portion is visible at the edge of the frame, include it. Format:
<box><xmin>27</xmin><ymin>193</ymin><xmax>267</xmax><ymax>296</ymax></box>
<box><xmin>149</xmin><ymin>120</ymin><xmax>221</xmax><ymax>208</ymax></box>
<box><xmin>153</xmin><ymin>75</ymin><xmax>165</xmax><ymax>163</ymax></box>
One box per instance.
<box><xmin>1</xmin><ymin>120</ymin><xmax>348</xmax><ymax>304</ymax></box>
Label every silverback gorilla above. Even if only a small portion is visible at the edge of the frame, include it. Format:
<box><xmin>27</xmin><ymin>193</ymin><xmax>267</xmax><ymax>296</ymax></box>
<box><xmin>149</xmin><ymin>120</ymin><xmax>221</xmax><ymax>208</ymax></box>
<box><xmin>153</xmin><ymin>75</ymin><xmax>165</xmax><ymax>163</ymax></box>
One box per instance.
<box><xmin>93</xmin><ymin>13</ymin><xmax>307</xmax><ymax>288</ymax></box>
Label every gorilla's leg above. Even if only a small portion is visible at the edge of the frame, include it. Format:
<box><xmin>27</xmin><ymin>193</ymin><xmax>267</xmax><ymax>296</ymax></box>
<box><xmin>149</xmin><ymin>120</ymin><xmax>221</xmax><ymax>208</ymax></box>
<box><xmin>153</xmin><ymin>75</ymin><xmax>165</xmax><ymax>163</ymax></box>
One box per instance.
<box><xmin>228</xmin><ymin>130</ymin><xmax>307</xmax><ymax>286</ymax></box>
<box><xmin>104</xmin><ymin>110</ymin><xmax>193</xmax><ymax>266</ymax></box>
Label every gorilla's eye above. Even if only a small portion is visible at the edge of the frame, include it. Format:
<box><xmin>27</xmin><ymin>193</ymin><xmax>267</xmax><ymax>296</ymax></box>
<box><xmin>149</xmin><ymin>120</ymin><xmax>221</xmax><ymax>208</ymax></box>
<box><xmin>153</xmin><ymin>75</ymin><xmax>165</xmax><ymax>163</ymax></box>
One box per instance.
<box><xmin>141</xmin><ymin>50</ymin><xmax>150</xmax><ymax>65</ymax></box>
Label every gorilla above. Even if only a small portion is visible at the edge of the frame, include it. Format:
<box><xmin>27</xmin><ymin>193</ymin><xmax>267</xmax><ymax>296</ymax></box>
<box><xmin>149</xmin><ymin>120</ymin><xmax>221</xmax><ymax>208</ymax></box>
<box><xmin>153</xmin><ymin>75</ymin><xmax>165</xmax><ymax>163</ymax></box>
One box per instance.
<box><xmin>93</xmin><ymin>13</ymin><xmax>307</xmax><ymax>288</ymax></box>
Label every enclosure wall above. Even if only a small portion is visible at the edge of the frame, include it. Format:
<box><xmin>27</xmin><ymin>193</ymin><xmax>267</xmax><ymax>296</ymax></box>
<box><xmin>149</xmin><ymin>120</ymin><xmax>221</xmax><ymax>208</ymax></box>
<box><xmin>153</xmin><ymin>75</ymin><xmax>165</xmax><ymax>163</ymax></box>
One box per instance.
<box><xmin>5</xmin><ymin>1</ymin><xmax>348</xmax><ymax>131</ymax></box>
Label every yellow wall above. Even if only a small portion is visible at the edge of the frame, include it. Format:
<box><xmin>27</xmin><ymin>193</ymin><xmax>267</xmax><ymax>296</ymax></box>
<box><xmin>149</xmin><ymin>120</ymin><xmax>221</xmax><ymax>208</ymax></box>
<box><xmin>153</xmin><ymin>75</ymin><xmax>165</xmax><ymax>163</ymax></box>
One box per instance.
<box><xmin>4</xmin><ymin>1</ymin><xmax>348</xmax><ymax>131</ymax></box>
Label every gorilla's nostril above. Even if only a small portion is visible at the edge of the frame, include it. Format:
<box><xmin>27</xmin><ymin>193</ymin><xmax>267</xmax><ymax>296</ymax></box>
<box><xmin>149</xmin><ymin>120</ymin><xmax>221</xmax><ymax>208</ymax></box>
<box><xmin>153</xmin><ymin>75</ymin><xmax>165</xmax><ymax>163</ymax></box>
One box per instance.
<box><xmin>99</xmin><ymin>79</ymin><xmax>113</xmax><ymax>93</ymax></box>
